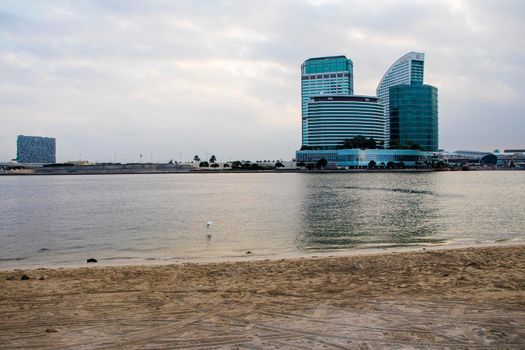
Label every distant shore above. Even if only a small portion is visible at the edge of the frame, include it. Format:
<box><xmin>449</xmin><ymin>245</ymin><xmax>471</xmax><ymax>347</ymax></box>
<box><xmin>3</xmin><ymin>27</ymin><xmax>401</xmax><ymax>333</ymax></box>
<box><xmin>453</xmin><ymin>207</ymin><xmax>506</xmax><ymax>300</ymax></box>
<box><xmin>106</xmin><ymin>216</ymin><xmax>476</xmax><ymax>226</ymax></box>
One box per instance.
<box><xmin>1</xmin><ymin>244</ymin><xmax>524</xmax><ymax>348</ymax></box>
<box><xmin>2</xmin><ymin>167</ymin><xmax>524</xmax><ymax>176</ymax></box>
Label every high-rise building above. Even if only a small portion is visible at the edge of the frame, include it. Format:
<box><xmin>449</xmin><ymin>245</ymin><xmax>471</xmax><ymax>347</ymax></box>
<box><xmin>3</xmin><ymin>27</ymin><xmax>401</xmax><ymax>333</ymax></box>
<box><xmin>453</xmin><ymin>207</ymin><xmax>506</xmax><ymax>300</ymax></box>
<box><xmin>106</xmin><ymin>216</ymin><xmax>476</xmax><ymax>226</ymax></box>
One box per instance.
<box><xmin>389</xmin><ymin>85</ymin><xmax>438</xmax><ymax>151</ymax></box>
<box><xmin>376</xmin><ymin>52</ymin><xmax>425</xmax><ymax>146</ymax></box>
<box><xmin>301</xmin><ymin>56</ymin><xmax>353</xmax><ymax>146</ymax></box>
<box><xmin>304</xmin><ymin>95</ymin><xmax>385</xmax><ymax>149</ymax></box>
<box><xmin>16</xmin><ymin>135</ymin><xmax>56</xmax><ymax>163</ymax></box>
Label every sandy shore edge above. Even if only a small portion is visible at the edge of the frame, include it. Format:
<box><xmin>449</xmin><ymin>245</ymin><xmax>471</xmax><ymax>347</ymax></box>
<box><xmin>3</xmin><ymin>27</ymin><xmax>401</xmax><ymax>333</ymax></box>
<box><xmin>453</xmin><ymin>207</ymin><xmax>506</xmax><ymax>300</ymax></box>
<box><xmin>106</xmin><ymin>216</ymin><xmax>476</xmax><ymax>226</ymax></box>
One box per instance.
<box><xmin>1</xmin><ymin>243</ymin><xmax>524</xmax><ymax>348</ymax></box>
<box><xmin>2</xmin><ymin>239</ymin><xmax>524</xmax><ymax>272</ymax></box>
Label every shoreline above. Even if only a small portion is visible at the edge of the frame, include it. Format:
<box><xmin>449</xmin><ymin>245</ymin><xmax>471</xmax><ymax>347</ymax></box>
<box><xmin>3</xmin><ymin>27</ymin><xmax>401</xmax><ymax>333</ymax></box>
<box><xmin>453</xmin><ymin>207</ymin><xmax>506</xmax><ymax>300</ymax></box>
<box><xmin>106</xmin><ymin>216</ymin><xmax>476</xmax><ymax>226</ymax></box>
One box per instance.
<box><xmin>2</xmin><ymin>239</ymin><xmax>524</xmax><ymax>272</ymax></box>
<box><xmin>1</xmin><ymin>243</ymin><xmax>524</xmax><ymax>348</ymax></box>
<box><xmin>2</xmin><ymin>167</ymin><xmax>524</xmax><ymax>176</ymax></box>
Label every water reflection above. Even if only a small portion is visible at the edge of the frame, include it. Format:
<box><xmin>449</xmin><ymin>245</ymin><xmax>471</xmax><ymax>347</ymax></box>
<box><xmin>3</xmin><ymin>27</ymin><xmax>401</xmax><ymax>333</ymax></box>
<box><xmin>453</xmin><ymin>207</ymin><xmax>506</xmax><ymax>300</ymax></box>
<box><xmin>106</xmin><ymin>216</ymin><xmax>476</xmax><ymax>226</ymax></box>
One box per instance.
<box><xmin>296</xmin><ymin>174</ymin><xmax>446</xmax><ymax>250</ymax></box>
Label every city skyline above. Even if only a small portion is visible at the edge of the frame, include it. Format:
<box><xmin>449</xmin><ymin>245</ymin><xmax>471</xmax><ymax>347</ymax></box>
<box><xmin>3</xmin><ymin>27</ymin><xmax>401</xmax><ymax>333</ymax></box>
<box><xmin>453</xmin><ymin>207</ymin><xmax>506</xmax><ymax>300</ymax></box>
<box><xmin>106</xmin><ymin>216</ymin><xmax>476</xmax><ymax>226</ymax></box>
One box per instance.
<box><xmin>1</xmin><ymin>1</ymin><xmax>524</xmax><ymax>162</ymax></box>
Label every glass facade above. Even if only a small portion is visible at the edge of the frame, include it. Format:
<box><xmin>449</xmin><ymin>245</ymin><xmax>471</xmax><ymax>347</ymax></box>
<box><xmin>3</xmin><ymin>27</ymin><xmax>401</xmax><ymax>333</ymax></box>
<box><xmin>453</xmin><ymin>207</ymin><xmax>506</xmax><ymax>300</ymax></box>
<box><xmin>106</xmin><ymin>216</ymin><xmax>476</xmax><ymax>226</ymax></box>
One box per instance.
<box><xmin>305</xmin><ymin>95</ymin><xmax>385</xmax><ymax>149</ymax></box>
<box><xmin>16</xmin><ymin>135</ymin><xmax>56</xmax><ymax>164</ymax></box>
<box><xmin>376</xmin><ymin>52</ymin><xmax>425</xmax><ymax>147</ymax></box>
<box><xmin>296</xmin><ymin>149</ymin><xmax>430</xmax><ymax>168</ymax></box>
<box><xmin>301</xmin><ymin>56</ymin><xmax>353</xmax><ymax>145</ymax></box>
<box><xmin>389</xmin><ymin>84</ymin><xmax>438</xmax><ymax>152</ymax></box>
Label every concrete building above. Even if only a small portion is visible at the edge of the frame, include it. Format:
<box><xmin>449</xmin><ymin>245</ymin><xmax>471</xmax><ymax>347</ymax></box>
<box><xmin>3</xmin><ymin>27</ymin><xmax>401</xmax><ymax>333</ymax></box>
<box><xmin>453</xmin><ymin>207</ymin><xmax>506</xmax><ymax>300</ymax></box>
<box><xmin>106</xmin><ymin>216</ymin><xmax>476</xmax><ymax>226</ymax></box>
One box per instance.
<box><xmin>434</xmin><ymin>151</ymin><xmax>497</xmax><ymax>166</ymax></box>
<box><xmin>496</xmin><ymin>150</ymin><xmax>525</xmax><ymax>168</ymax></box>
<box><xmin>16</xmin><ymin>135</ymin><xmax>56</xmax><ymax>164</ymax></box>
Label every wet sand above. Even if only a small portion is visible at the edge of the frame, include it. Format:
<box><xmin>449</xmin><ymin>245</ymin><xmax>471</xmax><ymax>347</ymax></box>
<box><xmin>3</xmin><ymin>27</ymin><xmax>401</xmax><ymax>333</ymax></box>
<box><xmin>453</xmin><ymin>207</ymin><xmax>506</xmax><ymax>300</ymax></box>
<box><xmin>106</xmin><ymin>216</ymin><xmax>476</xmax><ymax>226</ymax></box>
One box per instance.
<box><xmin>1</xmin><ymin>245</ymin><xmax>524</xmax><ymax>349</ymax></box>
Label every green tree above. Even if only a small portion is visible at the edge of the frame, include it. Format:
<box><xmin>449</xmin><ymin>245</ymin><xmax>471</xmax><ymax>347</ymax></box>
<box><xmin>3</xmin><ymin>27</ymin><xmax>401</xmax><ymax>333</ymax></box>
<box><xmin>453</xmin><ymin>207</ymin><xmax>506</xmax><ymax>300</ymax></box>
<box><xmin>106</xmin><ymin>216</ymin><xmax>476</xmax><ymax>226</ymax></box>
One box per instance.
<box><xmin>316</xmin><ymin>158</ymin><xmax>328</xmax><ymax>169</ymax></box>
<box><xmin>210</xmin><ymin>163</ymin><xmax>219</xmax><ymax>168</ymax></box>
<box><xmin>199</xmin><ymin>161</ymin><xmax>209</xmax><ymax>167</ymax></box>
<box><xmin>231</xmin><ymin>161</ymin><xmax>242</xmax><ymax>169</ymax></box>
<box><xmin>275</xmin><ymin>162</ymin><xmax>285</xmax><ymax>169</ymax></box>
<box><xmin>209</xmin><ymin>155</ymin><xmax>216</xmax><ymax>163</ymax></box>
<box><xmin>339</xmin><ymin>135</ymin><xmax>377</xmax><ymax>150</ymax></box>
<box><xmin>193</xmin><ymin>155</ymin><xmax>200</xmax><ymax>162</ymax></box>
<box><xmin>409</xmin><ymin>142</ymin><xmax>422</xmax><ymax>150</ymax></box>
<box><xmin>368</xmin><ymin>160</ymin><xmax>377</xmax><ymax>169</ymax></box>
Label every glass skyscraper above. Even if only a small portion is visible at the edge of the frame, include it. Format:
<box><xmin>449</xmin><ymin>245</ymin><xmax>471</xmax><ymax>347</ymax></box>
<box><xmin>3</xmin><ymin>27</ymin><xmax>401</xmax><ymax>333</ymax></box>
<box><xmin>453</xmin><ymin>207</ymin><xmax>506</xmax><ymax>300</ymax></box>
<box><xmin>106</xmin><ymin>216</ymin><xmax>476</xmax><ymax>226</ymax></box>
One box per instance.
<box><xmin>389</xmin><ymin>85</ymin><xmax>438</xmax><ymax>151</ymax></box>
<box><xmin>376</xmin><ymin>52</ymin><xmax>425</xmax><ymax>146</ymax></box>
<box><xmin>301</xmin><ymin>56</ymin><xmax>353</xmax><ymax>146</ymax></box>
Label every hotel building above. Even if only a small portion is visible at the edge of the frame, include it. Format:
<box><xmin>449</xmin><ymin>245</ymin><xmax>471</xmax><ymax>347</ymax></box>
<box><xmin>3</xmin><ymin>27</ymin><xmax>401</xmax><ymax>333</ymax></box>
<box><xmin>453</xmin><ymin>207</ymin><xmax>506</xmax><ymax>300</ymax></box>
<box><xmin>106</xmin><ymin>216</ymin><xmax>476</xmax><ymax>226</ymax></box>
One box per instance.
<box><xmin>376</xmin><ymin>52</ymin><xmax>425</xmax><ymax>147</ymax></box>
<box><xmin>301</xmin><ymin>56</ymin><xmax>353</xmax><ymax>146</ymax></box>
<box><xmin>389</xmin><ymin>84</ymin><xmax>438</xmax><ymax>151</ymax></box>
<box><xmin>304</xmin><ymin>95</ymin><xmax>385</xmax><ymax>149</ymax></box>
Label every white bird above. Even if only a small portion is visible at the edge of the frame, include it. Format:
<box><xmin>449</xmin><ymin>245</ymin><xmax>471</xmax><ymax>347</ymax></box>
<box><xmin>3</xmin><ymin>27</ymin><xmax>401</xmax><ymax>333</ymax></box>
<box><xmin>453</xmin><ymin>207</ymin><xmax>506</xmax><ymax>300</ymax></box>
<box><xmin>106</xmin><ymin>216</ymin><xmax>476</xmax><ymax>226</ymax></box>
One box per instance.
<box><xmin>206</xmin><ymin>221</ymin><xmax>213</xmax><ymax>240</ymax></box>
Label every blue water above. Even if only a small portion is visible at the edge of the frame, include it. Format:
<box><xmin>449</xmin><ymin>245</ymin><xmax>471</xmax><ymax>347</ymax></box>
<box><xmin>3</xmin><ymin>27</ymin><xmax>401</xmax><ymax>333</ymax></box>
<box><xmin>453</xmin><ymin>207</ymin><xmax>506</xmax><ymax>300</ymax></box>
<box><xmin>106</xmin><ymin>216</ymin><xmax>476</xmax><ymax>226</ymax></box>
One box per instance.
<box><xmin>0</xmin><ymin>171</ymin><xmax>524</xmax><ymax>268</ymax></box>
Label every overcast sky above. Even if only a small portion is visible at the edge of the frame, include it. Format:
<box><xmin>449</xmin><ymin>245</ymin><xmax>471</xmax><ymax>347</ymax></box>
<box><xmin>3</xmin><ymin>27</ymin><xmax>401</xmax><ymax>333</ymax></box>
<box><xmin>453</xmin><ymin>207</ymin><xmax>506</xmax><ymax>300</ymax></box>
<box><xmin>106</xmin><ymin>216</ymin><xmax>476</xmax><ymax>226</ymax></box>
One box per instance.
<box><xmin>1</xmin><ymin>0</ymin><xmax>524</xmax><ymax>162</ymax></box>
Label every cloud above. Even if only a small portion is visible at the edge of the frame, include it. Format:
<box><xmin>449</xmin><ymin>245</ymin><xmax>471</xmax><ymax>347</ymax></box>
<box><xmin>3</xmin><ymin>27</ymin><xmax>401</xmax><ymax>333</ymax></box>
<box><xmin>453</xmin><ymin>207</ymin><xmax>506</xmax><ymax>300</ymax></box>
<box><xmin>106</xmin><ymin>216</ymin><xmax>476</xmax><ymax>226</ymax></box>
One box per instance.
<box><xmin>0</xmin><ymin>0</ymin><xmax>524</xmax><ymax>162</ymax></box>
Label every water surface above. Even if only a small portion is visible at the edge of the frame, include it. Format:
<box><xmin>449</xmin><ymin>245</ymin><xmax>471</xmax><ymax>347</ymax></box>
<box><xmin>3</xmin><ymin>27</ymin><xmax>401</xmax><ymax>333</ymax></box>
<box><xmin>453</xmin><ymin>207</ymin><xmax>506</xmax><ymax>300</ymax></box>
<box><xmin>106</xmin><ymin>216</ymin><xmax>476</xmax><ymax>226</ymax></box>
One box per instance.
<box><xmin>0</xmin><ymin>172</ymin><xmax>524</xmax><ymax>268</ymax></box>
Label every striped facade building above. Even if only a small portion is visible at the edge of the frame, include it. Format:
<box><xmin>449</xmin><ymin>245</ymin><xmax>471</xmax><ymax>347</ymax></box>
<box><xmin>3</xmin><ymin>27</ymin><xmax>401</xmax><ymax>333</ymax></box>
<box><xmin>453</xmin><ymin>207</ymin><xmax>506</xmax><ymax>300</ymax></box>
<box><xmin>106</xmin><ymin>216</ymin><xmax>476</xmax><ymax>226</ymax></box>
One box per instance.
<box><xmin>304</xmin><ymin>95</ymin><xmax>385</xmax><ymax>149</ymax></box>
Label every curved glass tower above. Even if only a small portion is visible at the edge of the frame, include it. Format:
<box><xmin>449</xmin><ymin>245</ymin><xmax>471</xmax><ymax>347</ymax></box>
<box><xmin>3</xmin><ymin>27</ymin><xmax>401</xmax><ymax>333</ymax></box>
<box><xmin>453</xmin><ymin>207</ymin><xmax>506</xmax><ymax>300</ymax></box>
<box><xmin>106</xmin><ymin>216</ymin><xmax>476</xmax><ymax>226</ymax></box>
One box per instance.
<box><xmin>389</xmin><ymin>84</ymin><xmax>438</xmax><ymax>151</ymax></box>
<box><xmin>301</xmin><ymin>56</ymin><xmax>353</xmax><ymax>146</ymax></box>
<box><xmin>376</xmin><ymin>52</ymin><xmax>425</xmax><ymax>146</ymax></box>
<box><xmin>305</xmin><ymin>95</ymin><xmax>385</xmax><ymax>149</ymax></box>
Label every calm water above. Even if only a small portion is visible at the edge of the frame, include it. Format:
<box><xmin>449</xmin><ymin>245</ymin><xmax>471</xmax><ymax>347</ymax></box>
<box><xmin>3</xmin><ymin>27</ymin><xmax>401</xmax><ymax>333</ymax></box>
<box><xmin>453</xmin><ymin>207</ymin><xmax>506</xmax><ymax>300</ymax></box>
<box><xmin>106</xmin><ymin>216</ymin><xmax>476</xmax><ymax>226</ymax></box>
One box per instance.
<box><xmin>0</xmin><ymin>172</ymin><xmax>524</xmax><ymax>268</ymax></box>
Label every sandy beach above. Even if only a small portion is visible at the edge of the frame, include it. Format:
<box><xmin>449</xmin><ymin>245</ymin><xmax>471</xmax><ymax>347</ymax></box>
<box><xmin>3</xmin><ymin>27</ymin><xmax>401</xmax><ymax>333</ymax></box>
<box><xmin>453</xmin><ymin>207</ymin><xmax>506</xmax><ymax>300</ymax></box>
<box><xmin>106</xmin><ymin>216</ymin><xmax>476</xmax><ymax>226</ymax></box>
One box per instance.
<box><xmin>1</xmin><ymin>244</ymin><xmax>524</xmax><ymax>349</ymax></box>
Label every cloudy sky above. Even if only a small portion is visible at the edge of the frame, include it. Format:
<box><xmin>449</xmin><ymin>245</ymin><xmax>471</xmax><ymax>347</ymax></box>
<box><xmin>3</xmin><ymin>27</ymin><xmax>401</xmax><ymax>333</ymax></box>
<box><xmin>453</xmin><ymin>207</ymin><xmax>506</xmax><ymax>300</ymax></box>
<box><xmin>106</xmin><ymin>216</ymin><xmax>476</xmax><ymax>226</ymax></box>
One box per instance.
<box><xmin>1</xmin><ymin>0</ymin><xmax>524</xmax><ymax>162</ymax></box>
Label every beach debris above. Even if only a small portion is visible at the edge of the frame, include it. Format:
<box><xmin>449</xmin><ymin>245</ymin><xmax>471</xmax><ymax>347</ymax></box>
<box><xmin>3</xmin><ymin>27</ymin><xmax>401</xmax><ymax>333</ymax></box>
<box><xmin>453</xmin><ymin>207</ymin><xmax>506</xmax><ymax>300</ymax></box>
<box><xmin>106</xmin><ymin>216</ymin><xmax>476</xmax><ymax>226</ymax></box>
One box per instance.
<box><xmin>38</xmin><ymin>275</ymin><xmax>47</xmax><ymax>280</ymax></box>
<box><xmin>87</xmin><ymin>258</ymin><xmax>98</xmax><ymax>263</ymax></box>
<box><xmin>466</xmin><ymin>261</ymin><xmax>479</xmax><ymax>267</ymax></box>
<box><xmin>20</xmin><ymin>274</ymin><xmax>30</xmax><ymax>280</ymax></box>
<box><xmin>246</xmin><ymin>251</ymin><xmax>252</xmax><ymax>254</ymax></box>
<box><xmin>45</xmin><ymin>328</ymin><xmax>58</xmax><ymax>333</ymax></box>
<box><xmin>206</xmin><ymin>221</ymin><xmax>213</xmax><ymax>229</ymax></box>
<box><xmin>5</xmin><ymin>276</ymin><xmax>16</xmax><ymax>281</ymax></box>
